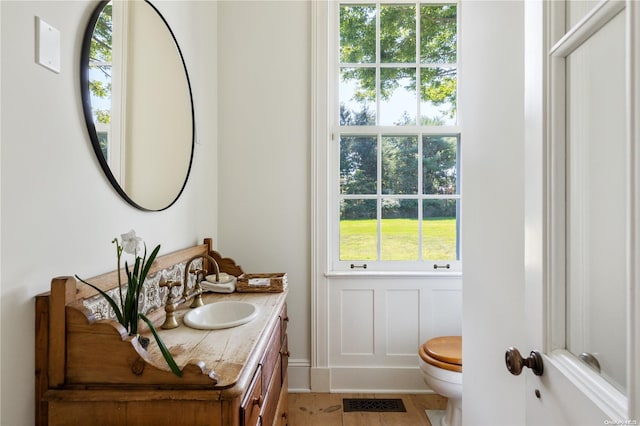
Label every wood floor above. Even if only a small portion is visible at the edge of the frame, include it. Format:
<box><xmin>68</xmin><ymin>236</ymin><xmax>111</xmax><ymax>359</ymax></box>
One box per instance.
<box><xmin>287</xmin><ymin>393</ymin><xmax>447</xmax><ymax>426</ymax></box>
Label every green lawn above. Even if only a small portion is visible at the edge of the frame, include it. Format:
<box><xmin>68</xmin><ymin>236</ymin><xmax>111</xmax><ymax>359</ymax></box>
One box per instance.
<box><xmin>340</xmin><ymin>218</ymin><xmax>457</xmax><ymax>261</ymax></box>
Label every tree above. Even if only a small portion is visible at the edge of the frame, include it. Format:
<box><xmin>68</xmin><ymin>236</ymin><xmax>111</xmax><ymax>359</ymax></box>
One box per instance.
<box><xmin>340</xmin><ymin>107</ymin><xmax>377</xmax><ymax>196</ymax></box>
<box><xmin>423</xmin><ymin>136</ymin><xmax>457</xmax><ymax>195</ymax></box>
<box><xmin>423</xmin><ymin>135</ymin><xmax>457</xmax><ymax>218</ymax></box>
<box><xmin>339</xmin><ymin>3</ymin><xmax>458</xmax><ymax>221</ymax></box>
<box><xmin>88</xmin><ymin>3</ymin><xmax>113</xmax><ymax>125</ymax></box>
<box><xmin>339</xmin><ymin>3</ymin><xmax>457</xmax><ymax>122</ymax></box>
<box><xmin>340</xmin><ymin>105</ymin><xmax>377</xmax><ymax>219</ymax></box>
<box><xmin>382</xmin><ymin>135</ymin><xmax>418</xmax><ymax>195</ymax></box>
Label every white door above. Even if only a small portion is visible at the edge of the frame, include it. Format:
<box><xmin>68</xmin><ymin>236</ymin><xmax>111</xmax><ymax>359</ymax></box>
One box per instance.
<box><xmin>520</xmin><ymin>0</ymin><xmax>640</xmax><ymax>424</ymax></box>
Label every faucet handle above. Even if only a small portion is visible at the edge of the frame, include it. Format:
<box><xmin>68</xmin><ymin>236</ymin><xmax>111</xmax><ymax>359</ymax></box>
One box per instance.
<box><xmin>160</xmin><ymin>278</ymin><xmax>181</xmax><ymax>290</ymax></box>
<box><xmin>160</xmin><ymin>279</ymin><xmax>182</xmax><ymax>330</ymax></box>
<box><xmin>189</xmin><ymin>268</ymin><xmax>208</xmax><ymax>278</ymax></box>
<box><xmin>160</xmin><ymin>279</ymin><xmax>181</xmax><ymax>299</ymax></box>
<box><xmin>186</xmin><ymin>269</ymin><xmax>206</xmax><ymax>309</ymax></box>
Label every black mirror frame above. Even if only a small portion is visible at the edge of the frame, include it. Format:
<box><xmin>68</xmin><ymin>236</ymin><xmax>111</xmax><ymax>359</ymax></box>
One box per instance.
<box><xmin>80</xmin><ymin>0</ymin><xmax>195</xmax><ymax>211</ymax></box>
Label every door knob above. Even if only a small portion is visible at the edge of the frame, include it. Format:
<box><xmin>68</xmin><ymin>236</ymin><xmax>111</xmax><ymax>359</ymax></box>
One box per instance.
<box><xmin>505</xmin><ymin>347</ymin><xmax>544</xmax><ymax>376</ymax></box>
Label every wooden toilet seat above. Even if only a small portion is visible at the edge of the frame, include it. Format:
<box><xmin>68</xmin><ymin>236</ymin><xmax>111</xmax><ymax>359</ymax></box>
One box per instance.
<box><xmin>419</xmin><ymin>336</ymin><xmax>462</xmax><ymax>372</ymax></box>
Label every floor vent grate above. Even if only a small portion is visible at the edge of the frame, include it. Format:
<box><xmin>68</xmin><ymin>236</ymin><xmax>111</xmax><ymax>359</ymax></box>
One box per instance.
<box><xmin>342</xmin><ymin>398</ymin><xmax>407</xmax><ymax>413</ymax></box>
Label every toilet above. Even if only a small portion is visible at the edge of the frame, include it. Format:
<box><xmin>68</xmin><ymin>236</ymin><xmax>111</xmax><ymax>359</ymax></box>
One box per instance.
<box><xmin>419</xmin><ymin>336</ymin><xmax>462</xmax><ymax>426</ymax></box>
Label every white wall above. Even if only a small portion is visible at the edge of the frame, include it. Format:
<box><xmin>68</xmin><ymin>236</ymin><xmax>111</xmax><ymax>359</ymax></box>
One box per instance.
<box><xmin>0</xmin><ymin>1</ymin><xmax>217</xmax><ymax>424</ymax></box>
<box><xmin>0</xmin><ymin>0</ymin><xmax>3</xmax><ymax>417</ymax></box>
<box><xmin>460</xmin><ymin>1</ymin><xmax>526</xmax><ymax>425</ymax></box>
<box><xmin>217</xmin><ymin>0</ymin><xmax>311</xmax><ymax>388</ymax></box>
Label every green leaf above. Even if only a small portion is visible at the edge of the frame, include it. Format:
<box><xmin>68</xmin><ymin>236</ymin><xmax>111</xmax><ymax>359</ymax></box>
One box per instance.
<box><xmin>74</xmin><ymin>275</ymin><xmax>124</xmax><ymax>326</ymax></box>
<box><xmin>140</xmin><ymin>245</ymin><xmax>161</xmax><ymax>287</ymax></box>
<box><xmin>139</xmin><ymin>314</ymin><xmax>182</xmax><ymax>377</ymax></box>
<box><xmin>122</xmin><ymin>260</ymin><xmax>140</xmax><ymax>334</ymax></box>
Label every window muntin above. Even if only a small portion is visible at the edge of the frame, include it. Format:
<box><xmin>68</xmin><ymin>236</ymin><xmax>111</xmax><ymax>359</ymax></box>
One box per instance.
<box><xmin>335</xmin><ymin>2</ymin><xmax>459</xmax><ymax>271</ymax></box>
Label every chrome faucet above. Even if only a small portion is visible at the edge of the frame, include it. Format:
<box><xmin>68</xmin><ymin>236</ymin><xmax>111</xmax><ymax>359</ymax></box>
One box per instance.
<box><xmin>161</xmin><ymin>254</ymin><xmax>221</xmax><ymax>329</ymax></box>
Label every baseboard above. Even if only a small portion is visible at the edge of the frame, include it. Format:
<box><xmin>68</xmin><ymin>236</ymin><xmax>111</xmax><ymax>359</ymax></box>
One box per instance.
<box><xmin>290</xmin><ymin>363</ymin><xmax>433</xmax><ymax>394</ymax></box>
<box><xmin>330</xmin><ymin>366</ymin><xmax>431</xmax><ymax>393</ymax></box>
<box><xmin>288</xmin><ymin>358</ymin><xmax>311</xmax><ymax>392</ymax></box>
<box><xmin>310</xmin><ymin>366</ymin><xmax>330</xmax><ymax>392</ymax></box>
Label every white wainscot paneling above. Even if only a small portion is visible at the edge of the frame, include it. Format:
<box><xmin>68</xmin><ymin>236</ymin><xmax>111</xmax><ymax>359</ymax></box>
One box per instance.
<box><xmin>386</xmin><ymin>289</ymin><xmax>421</xmax><ymax>357</ymax></box>
<box><xmin>328</xmin><ymin>275</ymin><xmax>462</xmax><ymax>392</ymax></box>
<box><xmin>340</xmin><ymin>289</ymin><xmax>375</xmax><ymax>354</ymax></box>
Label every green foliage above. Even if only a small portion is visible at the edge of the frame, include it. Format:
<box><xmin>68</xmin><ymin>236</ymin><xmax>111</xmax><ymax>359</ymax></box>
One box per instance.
<box><xmin>339</xmin><ymin>3</ymin><xmax>457</xmax><ymax>114</ymax></box>
<box><xmin>382</xmin><ymin>135</ymin><xmax>418</xmax><ymax>194</ymax></box>
<box><xmin>338</xmin><ymin>3</ymin><xmax>459</xmax><ymax>228</ymax></box>
<box><xmin>423</xmin><ymin>198</ymin><xmax>457</xmax><ymax>218</ymax></box>
<box><xmin>339</xmin><ymin>106</ymin><xmax>377</xmax><ymax>220</ymax></box>
<box><xmin>380</xmin><ymin>4</ymin><xmax>416</xmax><ymax>63</ymax></box>
<box><xmin>88</xmin><ymin>3</ymin><xmax>113</xmax><ymax>122</ymax></box>
<box><xmin>341</xmin><ymin>199</ymin><xmax>377</xmax><ymax>222</ymax></box>
<box><xmin>95</xmin><ymin>109</ymin><xmax>111</xmax><ymax>124</ymax></box>
<box><xmin>90</xmin><ymin>3</ymin><xmax>112</xmax><ymax>64</ymax></box>
<box><xmin>340</xmin><ymin>104</ymin><xmax>375</xmax><ymax>127</ymax></box>
<box><xmin>340</xmin><ymin>135</ymin><xmax>377</xmax><ymax>196</ymax></box>
<box><xmin>340</xmin><ymin>5</ymin><xmax>376</xmax><ymax>64</ymax></box>
<box><xmin>420</xmin><ymin>4</ymin><xmax>457</xmax><ymax>63</ymax></box>
<box><xmin>339</xmin><ymin>133</ymin><xmax>458</xmax><ymax>220</ymax></box>
<box><xmin>140</xmin><ymin>314</ymin><xmax>181</xmax><ymax>377</ymax></box>
<box><xmin>89</xmin><ymin>79</ymin><xmax>110</xmax><ymax>98</ymax></box>
<box><xmin>326</xmin><ymin>4</ymin><xmax>463</xmax><ymax>263</ymax></box>
<box><xmin>423</xmin><ymin>135</ymin><xmax>457</xmax><ymax>194</ymax></box>
<box><xmin>97</xmin><ymin>131</ymin><xmax>109</xmax><ymax>159</ymax></box>
<box><xmin>120</xmin><ymin>243</ymin><xmax>161</xmax><ymax>336</ymax></box>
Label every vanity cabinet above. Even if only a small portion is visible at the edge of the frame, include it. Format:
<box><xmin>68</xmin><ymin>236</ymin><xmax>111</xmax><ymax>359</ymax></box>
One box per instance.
<box><xmin>35</xmin><ymin>240</ymin><xmax>289</xmax><ymax>426</ymax></box>
<box><xmin>241</xmin><ymin>304</ymin><xmax>289</xmax><ymax>426</ymax></box>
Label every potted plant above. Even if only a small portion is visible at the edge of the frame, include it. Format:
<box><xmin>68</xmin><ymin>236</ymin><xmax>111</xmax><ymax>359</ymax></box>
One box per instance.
<box><xmin>75</xmin><ymin>230</ymin><xmax>181</xmax><ymax>377</ymax></box>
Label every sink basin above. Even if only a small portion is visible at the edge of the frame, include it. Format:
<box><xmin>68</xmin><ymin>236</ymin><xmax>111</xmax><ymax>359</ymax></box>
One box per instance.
<box><xmin>183</xmin><ymin>301</ymin><xmax>258</xmax><ymax>330</ymax></box>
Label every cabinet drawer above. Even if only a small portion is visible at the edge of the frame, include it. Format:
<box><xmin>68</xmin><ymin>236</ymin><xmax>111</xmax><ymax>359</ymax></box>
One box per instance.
<box><xmin>280</xmin><ymin>305</ymin><xmax>288</xmax><ymax>342</ymax></box>
<box><xmin>274</xmin><ymin>372</ymin><xmax>289</xmax><ymax>426</ymax></box>
<box><xmin>260</xmin><ymin>321</ymin><xmax>281</xmax><ymax>396</ymax></box>
<box><xmin>260</xmin><ymin>354</ymin><xmax>282</xmax><ymax>426</ymax></box>
<box><xmin>280</xmin><ymin>335</ymin><xmax>289</xmax><ymax>384</ymax></box>
<box><xmin>240</xmin><ymin>365</ymin><xmax>263</xmax><ymax>426</ymax></box>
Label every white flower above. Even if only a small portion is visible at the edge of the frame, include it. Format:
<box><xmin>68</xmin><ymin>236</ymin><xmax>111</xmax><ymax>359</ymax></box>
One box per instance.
<box><xmin>120</xmin><ymin>229</ymin><xmax>144</xmax><ymax>255</ymax></box>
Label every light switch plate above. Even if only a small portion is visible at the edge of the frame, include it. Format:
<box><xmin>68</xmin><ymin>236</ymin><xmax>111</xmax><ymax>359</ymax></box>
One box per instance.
<box><xmin>35</xmin><ymin>17</ymin><xmax>60</xmax><ymax>73</ymax></box>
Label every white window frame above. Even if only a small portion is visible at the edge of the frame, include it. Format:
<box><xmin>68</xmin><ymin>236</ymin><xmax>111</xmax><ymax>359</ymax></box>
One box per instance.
<box><xmin>327</xmin><ymin>0</ymin><xmax>462</xmax><ymax>273</ymax></box>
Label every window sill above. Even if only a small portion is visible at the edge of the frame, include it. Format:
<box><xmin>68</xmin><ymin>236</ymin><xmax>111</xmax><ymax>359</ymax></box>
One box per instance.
<box><xmin>324</xmin><ymin>270</ymin><xmax>462</xmax><ymax>279</ymax></box>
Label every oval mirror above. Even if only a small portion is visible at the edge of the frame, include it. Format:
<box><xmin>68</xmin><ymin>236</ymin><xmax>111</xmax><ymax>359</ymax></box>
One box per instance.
<box><xmin>80</xmin><ymin>0</ymin><xmax>194</xmax><ymax>211</ymax></box>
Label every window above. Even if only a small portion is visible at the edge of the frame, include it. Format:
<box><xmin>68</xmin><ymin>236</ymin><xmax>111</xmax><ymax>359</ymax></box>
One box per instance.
<box><xmin>333</xmin><ymin>1</ymin><xmax>460</xmax><ymax>271</ymax></box>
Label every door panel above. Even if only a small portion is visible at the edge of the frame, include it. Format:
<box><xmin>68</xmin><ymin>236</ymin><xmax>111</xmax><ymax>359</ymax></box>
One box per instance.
<box><xmin>565</xmin><ymin>6</ymin><xmax>627</xmax><ymax>394</ymax></box>
<box><xmin>526</xmin><ymin>360</ymin><xmax>609</xmax><ymax>425</ymax></box>
<box><xmin>524</xmin><ymin>0</ymin><xmax>638</xmax><ymax>423</ymax></box>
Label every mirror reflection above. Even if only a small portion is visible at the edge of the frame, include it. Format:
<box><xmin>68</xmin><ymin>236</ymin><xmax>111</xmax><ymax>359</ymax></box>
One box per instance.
<box><xmin>81</xmin><ymin>0</ymin><xmax>194</xmax><ymax>211</ymax></box>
